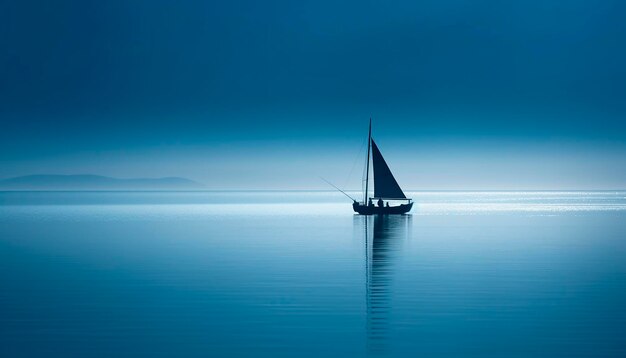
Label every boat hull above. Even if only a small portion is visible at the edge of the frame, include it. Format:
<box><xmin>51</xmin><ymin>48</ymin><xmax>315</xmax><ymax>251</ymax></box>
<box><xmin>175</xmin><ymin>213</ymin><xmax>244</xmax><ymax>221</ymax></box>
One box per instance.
<box><xmin>352</xmin><ymin>202</ymin><xmax>413</xmax><ymax>215</ymax></box>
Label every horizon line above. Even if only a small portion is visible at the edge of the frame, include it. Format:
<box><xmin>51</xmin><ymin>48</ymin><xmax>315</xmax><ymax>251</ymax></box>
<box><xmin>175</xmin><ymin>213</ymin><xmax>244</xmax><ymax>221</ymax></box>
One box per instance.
<box><xmin>1</xmin><ymin>189</ymin><xmax>625</xmax><ymax>193</ymax></box>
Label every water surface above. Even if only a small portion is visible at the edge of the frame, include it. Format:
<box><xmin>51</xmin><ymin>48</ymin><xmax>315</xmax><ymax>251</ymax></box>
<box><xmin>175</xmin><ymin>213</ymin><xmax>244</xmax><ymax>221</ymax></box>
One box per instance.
<box><xmin>1</xmin><ymin>191</ymin><xmax>625</xmax><ymax>357</ymax></box>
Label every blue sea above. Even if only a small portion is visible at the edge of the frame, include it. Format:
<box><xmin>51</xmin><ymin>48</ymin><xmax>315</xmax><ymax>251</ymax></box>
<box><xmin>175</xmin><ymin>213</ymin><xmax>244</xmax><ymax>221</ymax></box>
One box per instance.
<box><xmin>1</xmin><ymin>191</ymin><xmax>626</xmax><ymax>357</ymax></box>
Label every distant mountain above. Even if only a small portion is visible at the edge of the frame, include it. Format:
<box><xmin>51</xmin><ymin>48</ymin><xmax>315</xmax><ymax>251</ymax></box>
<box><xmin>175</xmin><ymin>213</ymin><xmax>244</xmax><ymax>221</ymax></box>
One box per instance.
<box><xmin>0</xmin><ymin>175</ymin><xmax>205</xmax><ymax>191</ymax></box>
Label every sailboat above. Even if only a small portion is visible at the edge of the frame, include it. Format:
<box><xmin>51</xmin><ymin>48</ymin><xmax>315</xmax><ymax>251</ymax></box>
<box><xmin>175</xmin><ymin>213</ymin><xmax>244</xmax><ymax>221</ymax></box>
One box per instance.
<box><xmin>352</xmin><ymin>119</ymin><xmax>413</xmax><ymax>215</ymax></box>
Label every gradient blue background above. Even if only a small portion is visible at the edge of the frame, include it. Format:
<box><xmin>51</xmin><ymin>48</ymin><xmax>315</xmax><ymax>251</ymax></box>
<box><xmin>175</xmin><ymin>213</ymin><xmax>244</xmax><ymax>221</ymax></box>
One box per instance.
<box><xmin>2</xmin><ymin>0</ymin><xmax>625</xmax><ymax>189</ymax></box>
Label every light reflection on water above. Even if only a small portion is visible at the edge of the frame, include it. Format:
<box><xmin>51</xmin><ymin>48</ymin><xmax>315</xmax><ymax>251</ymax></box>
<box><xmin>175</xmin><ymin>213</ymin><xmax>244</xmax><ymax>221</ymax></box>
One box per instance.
<box><xmin>1</xmin><ymin>191</ymin><xmax>625</xmax><ymax>357</ymax></box>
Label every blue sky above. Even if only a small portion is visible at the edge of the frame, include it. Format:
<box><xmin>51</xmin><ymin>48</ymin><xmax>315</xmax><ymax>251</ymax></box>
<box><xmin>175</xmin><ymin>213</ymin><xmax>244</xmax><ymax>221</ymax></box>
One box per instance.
<box><xmin>1</xmin><ymin>0</ymin><xmax>625</xmax><ymax>189</ymax></box>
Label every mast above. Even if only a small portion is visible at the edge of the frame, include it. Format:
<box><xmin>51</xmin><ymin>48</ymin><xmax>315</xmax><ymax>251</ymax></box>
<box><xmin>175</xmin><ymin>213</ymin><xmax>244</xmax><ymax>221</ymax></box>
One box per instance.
<box><xmin>364</xmin><ymin>118</ymin><xmax>372</xmax><ymax>203</ymax></box>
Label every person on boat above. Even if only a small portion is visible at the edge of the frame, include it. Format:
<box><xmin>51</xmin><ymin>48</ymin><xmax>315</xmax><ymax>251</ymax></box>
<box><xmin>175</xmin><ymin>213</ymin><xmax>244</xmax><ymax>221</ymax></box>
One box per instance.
<box><xmin>386</xmin><ymin>202</ymin><xmax>390</xmax><ymax>207</ymax></box>
<box><xmin>368</xmin><ymin>198</ymin><xmax>373</xmax><ymax>207</ymax></box>
<box><xmin>378</xmin><ymin>198</ymin><xmax>384</xmax><ymax>207</ymax></box>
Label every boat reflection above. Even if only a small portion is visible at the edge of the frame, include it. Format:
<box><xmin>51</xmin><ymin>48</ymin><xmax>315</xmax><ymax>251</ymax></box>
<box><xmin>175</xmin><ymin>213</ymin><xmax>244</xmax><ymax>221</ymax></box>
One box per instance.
<box><xmin>355</xmin><ymin>214</ymin><xmax>412</xmax><ymax>355</ymax></box>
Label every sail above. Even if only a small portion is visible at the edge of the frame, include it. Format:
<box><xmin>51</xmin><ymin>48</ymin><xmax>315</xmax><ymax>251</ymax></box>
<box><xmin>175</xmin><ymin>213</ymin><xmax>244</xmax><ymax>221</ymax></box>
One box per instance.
<box><xmin>371</xmin><ymin>139</ymin><xmax>406</xmax><ymax>199</ymax></box>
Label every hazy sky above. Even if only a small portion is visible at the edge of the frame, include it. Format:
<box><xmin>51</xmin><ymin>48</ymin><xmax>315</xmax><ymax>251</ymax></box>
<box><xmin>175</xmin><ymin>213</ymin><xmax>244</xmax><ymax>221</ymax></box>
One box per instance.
<box><xmin>1</xmin><ymin>0</ymin><xmax>625</xmax><ymax>189</ymax></box>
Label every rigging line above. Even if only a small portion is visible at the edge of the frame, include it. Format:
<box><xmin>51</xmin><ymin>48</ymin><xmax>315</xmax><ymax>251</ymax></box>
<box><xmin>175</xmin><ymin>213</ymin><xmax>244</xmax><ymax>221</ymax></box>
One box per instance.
<box><xmin>344</xmin><ymin>137</ymin><xmax>367</xmax><ymax>189</ymax></box>
<box><xmin>320</xmin><ymin>177</ymin><xmax>357</xmax><ymax>202</ymax></box>
<box><xmin>361</xmin><ymin>148</ymin><xmax>368</xmax><ymax>201</ymax></box>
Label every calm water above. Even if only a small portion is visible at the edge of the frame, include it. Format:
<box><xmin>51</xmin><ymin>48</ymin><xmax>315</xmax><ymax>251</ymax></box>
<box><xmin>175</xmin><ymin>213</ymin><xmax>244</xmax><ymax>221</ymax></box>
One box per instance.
<box><xmin>1</xmin><ymin>191</ymin><xmax>626</xmax><ymax>357</ymax></box>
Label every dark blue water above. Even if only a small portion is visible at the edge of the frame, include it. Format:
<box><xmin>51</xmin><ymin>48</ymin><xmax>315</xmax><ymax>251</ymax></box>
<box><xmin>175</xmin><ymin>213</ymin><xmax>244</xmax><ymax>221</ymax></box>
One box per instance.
<box><xmin>1</xmin><ymin>191</ymin><xmax>626</xmax><ymax>357</ymax></box>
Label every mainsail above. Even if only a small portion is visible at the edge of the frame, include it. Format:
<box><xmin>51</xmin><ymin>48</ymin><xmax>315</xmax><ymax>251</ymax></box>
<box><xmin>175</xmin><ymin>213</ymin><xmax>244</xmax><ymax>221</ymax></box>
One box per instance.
<box><xmin>371</xmin><ymin>139</ymin><xmax>406</xmax><ymax>199</ymax></box>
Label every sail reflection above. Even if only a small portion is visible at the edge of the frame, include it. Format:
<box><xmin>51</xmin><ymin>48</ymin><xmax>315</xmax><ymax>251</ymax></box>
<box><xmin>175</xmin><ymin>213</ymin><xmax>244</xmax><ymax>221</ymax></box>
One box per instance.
<box><xmin>356</xmin><ymin>214</ymin><xmax>411</xmax><ymax>355</ymax></box>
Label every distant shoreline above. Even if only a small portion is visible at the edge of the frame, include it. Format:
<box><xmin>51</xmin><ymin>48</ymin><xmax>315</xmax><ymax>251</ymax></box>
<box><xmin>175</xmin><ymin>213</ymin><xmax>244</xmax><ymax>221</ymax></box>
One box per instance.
<box><xmin>0</xmin><ymin>174</ymin><xmax>205</xmax><ymax>191</ymax></box>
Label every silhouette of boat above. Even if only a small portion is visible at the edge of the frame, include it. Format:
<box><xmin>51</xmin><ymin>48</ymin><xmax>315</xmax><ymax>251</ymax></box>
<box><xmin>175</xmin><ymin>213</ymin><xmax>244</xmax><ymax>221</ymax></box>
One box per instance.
<box><xmin>352</xmin><ymin>119</ymin><xmax>413</xmax><ymax>215</ymax></box>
